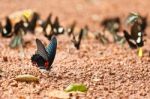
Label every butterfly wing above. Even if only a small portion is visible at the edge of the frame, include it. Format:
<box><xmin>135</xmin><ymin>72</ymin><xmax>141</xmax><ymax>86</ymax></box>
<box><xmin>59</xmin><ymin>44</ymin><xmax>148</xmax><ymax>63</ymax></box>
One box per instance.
<box><xmin>43</xmin><ymin>14</ymin><xmax>53</xmax><ymax>36</ymax></box>
<box><xmin>2</xmin><ymin>17</ymin><xmax>12</xmax><ymax>37</ymax></box>
<box><xmin>28</xmin><ymin>12</ymin><xmax>39</xmax><ymax>32</ymax></box>
<box><xmin>0</xmin><ymin>22</ymin><xmax>2</xmax><ymax>33</ymax></box>
<box><xmin>52</xmin><ymin>17</ymin><xmax>64</xmax><ymax>34</ymax></box>
<box><xmin>46</xmin><ymin>36</ymin><xmax>57</xmax><ymax>69</ymax></box>
<box><xmin>36</xmin><ymin>39</ymin><xmax>49</xmax><ymax>60</ymax></box>
<box><xmin>78</xmin><ymin>28</ymin><xmax>84</xmax><ymax>46</ymax></box>
<box><xmin>5</xmin><ymin>17</ymin><xmax>12</xmax><ymax>33</ymax></box>
<box><xmin>123</xmin><ymin>30</ymin><xmax>137</xmax><ymax>49</ymax></box>
<box><xmin>67</xmin><ymin>21</ymin><xmax>76</xmax><ymax>36</ymax></box>
<box><xmin>136</xmin><ymin>32</ymin><xmax>144</xmax><ymax>47</ymax></box>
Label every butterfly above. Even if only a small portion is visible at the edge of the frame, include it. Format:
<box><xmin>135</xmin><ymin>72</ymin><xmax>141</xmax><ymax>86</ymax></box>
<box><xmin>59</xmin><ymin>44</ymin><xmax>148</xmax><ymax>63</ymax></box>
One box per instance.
<box><xmin>31</xmin><ymin>36</ymin><xmax>57</xmax><ymax>70</ymax></box>
<box><xmin>0</xmin><ymin>17</ymin><xmax>13</xmax><ymax>38</ymax></box>
<box><xmin>9</xmin><ymin>20</ymin><xmax>26</xmax><ymax>48</ymax></box>
<box><xmin>41</xmin><ymin>14</ymin><xmax>53</xmax><ymax>39</ymax></box>
<box><xmin>123</xmin><ymin>30</ymin><xmax>143</xmax><ymax>49</ymax></box>
<box><xmin>66</xmin><ymin>21</ymin><xmax>76</xmax><ymax>36</ymax></box>
<box><xmin>23</xmin><ymin>12</ymin><xmax>40</xmax><ymax>33</ymax></box>
<box><xmin>52</xmin><ymin>16</ymin><xmax>64</xmax><ymax>35</ymax></box>
<box><xmin>72</xmin><ymin>28</ymin><xmax>84</xmax><ymax>50</ymax></box>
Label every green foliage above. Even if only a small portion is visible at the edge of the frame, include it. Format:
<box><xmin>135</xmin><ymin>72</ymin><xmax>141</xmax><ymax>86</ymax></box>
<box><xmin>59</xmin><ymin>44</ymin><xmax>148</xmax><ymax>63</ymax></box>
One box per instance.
<box><xmin>65</xmin><ymin>83</ymin><xmax>88</xmax><ymax>92</ymax></box>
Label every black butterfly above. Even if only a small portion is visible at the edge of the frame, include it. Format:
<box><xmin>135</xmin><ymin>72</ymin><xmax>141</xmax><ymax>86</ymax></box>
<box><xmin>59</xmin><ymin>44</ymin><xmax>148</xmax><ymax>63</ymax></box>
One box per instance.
<box><xmin>72</xmin><ymin>28</ymin><xmax>84</xmax><ymax>50</ymax></box>
<box><xmin>23</xmin><ymin>12</ymin><xmax>40</xmax><ymax>33</ymax></box>
<box><xmin>14</xmin><ymin>20</ymin><xmax>26</xmax><ymax>35</ymax></box>
<box><xmin>52</xmin><ymin>17</ymin><xmax>64</xmax><ymax>35</ymax></box>
<box><xmin>123</xmin><ymin>30</ymin><xmax>143</xmax><ymax>49</ymax></box>
<box><xmin>0</xmin><ymin>17</ymin><xmax>13</xmax><ymax>38</ymax></box>
<box><xmin>41</xmin><ymin>14</ymin><xmax>53</xmax><ymax>39</ymax></box>
<box><xmin>31</xmin><ymin>36</ymin><xmax>57</xmax><ymax>70</ymax></box>
<box><xmin>66</xmin><ymin>21</ymin><xmax>76</xmax><ymax>36</ymax></box>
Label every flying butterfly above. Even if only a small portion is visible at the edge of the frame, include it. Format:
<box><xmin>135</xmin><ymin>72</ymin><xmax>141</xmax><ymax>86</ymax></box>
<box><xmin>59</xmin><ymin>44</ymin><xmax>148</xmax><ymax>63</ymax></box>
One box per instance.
<box><xmin>0</xmin><ymin>17</ymin><xmax>13</xmax><ymax>38</ymax></box>
<box><xmin>31</xmin><ymin>36</ymin><xmax>57</xmax><ymax>70</ymax></box>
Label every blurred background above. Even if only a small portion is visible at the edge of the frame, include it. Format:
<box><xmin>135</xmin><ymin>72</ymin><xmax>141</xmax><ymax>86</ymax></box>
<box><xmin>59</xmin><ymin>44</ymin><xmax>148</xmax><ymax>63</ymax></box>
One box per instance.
<box><xmin>0</xmin><ymin>0</ymin><xmax>149</xmax><ymax>31</ymax></box>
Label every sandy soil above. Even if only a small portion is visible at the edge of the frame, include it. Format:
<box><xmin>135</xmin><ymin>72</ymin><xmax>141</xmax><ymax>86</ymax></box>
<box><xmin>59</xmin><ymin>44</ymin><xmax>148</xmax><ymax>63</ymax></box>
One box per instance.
<box><xmin>0</xmin><ymin>0</ymin><xmax>150</xmax><ymax>98</ymax></box>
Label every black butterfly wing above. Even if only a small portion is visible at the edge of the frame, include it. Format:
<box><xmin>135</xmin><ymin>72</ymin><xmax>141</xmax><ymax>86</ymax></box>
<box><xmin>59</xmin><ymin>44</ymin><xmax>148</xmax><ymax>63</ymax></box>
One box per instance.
<box><xmin>5</xmin><ymin>17</ymin><xmax>12</xmax><ymax>33</ymax></box>
<box><xmin>0</xmin><ymin>22</ymin><xmax>2</xmax><ymax>33</ymax></box>
<box><xmin>123</xmin><ymin>30</ymin><xmax>137</xmax><ymax>49</ymax></box>
<box><xmin>53</xmin><ymin>17</ymin><xmax>59</xmax><ymax>29</ymax></box>
<box><xmin>43</xmin><ymin>14</ymin><xmax>53</xmax><ymax>37</ymax></box>
<box><xmin>36</xmin><ymin>39</ymin><xmax>49</xmax><ymax>60</ymax></box>
<box><xmin>28</xmin><ymin>12</ymin><xmax>39</xmax><ymax>32</ymax></box>
<box><xmin>1</xmin><ymin>17</ymin><xmax>12</xmax><ymax>37</ymax></box>
<box><xmin>52</xmin><ymin>17</ymin><xmax>64</xmax><ymax>34</ymax></box>
<box><xmin>41</xmin><ymin>14</ymin><xmax>52</xmax><ymax>29</ymax></box>
<box><xmin>136</xmin><ymin>31</ymin><xmax>144</xmax><ymax>47</ymax></box>
<box><xmin>67</xmin><ymin>21</ymin><xmax>76</xmax><ymax>36</ymax></box>
<box><xmin>46</xmin><ymin>36</ymin><xmax>57</xmax><ymax>69</ymax></box>
<box><xmin>14</xmin><ymin>20</ymin><xmax>25</xmax><ymax>35</ymax></box>
<box><xmin>141</xmin><ymin>16</ymin><xmax>147</xmax><ymax>32</ymax></box>
<box><xmin>78</xmin><ymin>28</ymin><xmax>84</xmax><ymax>46</ymax></box>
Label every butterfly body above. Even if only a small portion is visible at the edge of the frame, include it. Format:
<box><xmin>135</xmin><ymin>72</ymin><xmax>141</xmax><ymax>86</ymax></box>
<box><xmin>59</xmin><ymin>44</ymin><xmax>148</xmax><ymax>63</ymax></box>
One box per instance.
<box><xmin>31</xmin><ymin>36</ymin><xmax>57</xmax><ymax>70</ymax></box>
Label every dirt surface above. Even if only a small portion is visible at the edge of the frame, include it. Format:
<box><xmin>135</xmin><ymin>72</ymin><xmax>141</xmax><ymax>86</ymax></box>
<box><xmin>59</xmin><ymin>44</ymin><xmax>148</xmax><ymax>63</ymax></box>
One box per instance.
<box><xmin>0</xmin><ymin>0</ymin><xmax>150</xmax><ymax>98</ymax></box>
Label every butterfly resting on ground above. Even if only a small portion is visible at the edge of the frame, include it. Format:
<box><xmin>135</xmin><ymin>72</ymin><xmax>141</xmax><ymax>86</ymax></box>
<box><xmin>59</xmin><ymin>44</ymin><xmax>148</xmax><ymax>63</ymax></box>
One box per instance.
<box><xmin>72</xmin><ymin>28</ymin><xmax>84</xmax><ymax>50</ymax></box>
<box><xmin>0</xmin><ymin>17</ymin><xmax>13</xmax><ymax>37</ymax></box>
<box><xmin>123</xmin><ymin>30</ymin><xmax>143</xmax><ymax>49</ymax></box>
<box><xmin>31</xmin><ymin>36</ymin><xmax>57</xmax><ymax>70</ymax></box>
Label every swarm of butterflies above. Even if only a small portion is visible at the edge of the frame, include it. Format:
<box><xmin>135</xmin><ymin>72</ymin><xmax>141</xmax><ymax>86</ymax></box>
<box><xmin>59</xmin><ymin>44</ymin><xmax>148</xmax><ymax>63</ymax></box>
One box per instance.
<box><xmin>0</xmin><ymin>10</ymin><xmax>147</xmax><ymax>71</ymax></box>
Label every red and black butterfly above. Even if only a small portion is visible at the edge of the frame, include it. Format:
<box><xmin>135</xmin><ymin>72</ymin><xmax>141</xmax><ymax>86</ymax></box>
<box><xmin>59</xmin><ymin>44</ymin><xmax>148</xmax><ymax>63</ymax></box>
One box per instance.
<box><xmin>31</xmin><ymin>36</ymin><xmax>57</xmax><ymax>70</ymax></box>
